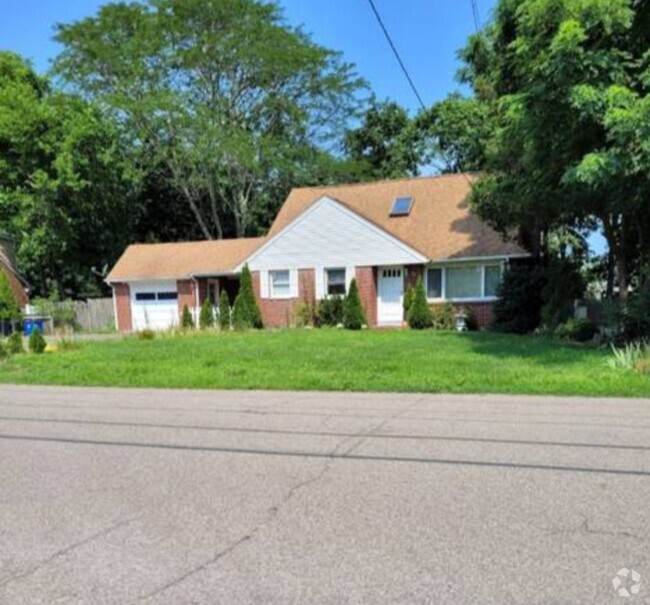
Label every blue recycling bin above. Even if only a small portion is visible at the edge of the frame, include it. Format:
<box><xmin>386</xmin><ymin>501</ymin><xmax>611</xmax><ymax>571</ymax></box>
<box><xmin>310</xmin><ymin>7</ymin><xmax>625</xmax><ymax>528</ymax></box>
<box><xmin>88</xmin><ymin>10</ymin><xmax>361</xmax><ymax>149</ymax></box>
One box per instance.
<box><xmin>24</xmin><ymin>318</ymin><xmax>45</xmax><ymax>336</ymax></box>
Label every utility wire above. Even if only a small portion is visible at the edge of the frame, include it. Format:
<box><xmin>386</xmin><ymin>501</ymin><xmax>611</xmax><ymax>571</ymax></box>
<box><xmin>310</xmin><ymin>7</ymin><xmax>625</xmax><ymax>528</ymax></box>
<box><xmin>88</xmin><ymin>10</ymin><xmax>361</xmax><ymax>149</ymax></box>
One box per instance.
<box><xmin>470</xmin><ymin>0</ymin><xmax>481</xmax><ymax>33</ymax></box>
<box><xmin>365</xmin><ymin>0</ymin><xmax>426</xmax><ymax>110</ymax></box>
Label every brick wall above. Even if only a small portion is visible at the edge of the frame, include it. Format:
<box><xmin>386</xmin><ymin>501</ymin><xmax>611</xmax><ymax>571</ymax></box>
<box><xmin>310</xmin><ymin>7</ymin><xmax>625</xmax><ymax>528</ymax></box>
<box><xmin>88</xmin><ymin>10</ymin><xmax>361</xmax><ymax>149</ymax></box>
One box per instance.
<box><xmin>459</xmin><ymin>301</ymin><xmax>494</xmax><ymax>330</ymax></box>
<box><xmin>356</xmin><ymin>266</ymin><xmax>377</xmax><ymax>327</ymax></box>
<box><xmin>113</xmin><ymin>283</ymin><xmax>132</xmax><ymax>332</ymax></box>
<box><xmin>177</xmin><ymin>279</ymin><xmax>196</xmax><ymax>320</ymax></box>
<box><xmin>253</xmin><ymin>269</ymin><xmax>315</xmax><ymax>328</ymax></box>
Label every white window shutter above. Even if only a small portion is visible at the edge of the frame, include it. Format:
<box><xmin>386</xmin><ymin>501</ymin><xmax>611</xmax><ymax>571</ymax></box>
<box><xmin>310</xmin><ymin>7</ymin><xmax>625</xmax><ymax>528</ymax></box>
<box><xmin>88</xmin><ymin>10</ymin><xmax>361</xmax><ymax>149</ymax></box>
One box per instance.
<box><xmin>290</xmin><ymin>269</ymin><xmax>299</xmax><ymax>298</ymax></box>
<box><xmin>315</xmin><ymin>267</ymin><xmax>325</xmax><ymax>299</ymax></box>
<box><xmin>259</xmin><ymin>270</ymin><xmax>269</xmax><ymax>299</ymax></box>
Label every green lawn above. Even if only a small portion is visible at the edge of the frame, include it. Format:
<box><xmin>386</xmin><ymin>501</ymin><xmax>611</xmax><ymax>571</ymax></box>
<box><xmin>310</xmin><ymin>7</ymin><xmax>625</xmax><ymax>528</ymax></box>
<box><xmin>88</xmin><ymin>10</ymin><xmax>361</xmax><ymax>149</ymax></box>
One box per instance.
<box><xmin>0</xmin><ymin>329</ymin><xmax>648</xmax><ymax>397</ymax></box>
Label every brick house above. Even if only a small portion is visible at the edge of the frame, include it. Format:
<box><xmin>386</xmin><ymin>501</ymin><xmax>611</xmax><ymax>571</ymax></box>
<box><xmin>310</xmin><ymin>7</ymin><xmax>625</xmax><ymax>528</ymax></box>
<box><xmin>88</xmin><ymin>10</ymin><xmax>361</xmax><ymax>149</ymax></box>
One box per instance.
<box><xmin>107</xmin><ymin>174</ymin><xmax>527</xmax><ymax>331</ymax></box>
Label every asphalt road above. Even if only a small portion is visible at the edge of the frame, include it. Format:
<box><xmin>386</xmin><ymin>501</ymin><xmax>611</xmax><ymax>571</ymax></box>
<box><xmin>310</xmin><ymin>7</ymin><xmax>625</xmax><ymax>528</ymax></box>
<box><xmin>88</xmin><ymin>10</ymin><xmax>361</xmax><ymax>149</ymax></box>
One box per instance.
<box><xmin>1</xmin><ymin>386</ymin><xmax>649</xmax><ymax>605</ymax></box>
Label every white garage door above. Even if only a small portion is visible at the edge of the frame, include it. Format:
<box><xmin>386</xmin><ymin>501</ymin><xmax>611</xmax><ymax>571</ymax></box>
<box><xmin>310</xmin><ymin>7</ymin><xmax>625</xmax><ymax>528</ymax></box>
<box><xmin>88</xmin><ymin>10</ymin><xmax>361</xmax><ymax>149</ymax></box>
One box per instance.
<box><xmin>131</xmin><ymin>281</ymin><xmax>180</xmax><ymax>331</ymax></box>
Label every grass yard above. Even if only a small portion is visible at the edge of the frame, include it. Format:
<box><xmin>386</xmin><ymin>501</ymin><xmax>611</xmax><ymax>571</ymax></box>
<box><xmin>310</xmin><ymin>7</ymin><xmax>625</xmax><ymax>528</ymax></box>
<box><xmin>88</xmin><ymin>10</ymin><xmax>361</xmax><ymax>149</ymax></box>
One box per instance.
<box><xmin>0</xmin><ymin>329</ymin><xmax>648</xmax><ymax>397</ymax></box>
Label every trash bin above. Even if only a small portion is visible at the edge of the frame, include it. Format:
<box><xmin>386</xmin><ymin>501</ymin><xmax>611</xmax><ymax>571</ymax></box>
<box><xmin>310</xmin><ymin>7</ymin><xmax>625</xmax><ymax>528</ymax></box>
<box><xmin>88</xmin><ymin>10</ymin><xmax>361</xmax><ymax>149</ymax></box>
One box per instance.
<box><xmin>24</xmin><ymin>318</ymin><xmax>45</xmax><ymax>336</ymax></box>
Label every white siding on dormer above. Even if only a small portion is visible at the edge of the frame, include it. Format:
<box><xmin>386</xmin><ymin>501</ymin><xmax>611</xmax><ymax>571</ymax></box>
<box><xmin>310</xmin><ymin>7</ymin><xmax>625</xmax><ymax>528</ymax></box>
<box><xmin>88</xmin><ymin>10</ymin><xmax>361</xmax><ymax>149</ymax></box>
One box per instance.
<box><xmin>247</xmin><ymin>197</ymin><xmax>426</xmax><ymax>272</ymax></box>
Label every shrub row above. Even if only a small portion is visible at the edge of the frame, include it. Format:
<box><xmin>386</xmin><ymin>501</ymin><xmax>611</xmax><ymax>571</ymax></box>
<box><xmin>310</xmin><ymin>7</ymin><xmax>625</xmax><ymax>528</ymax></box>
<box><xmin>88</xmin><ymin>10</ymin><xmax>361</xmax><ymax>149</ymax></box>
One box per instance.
<box><xmin>294</xmin><ymin>278</ymin><xmax>367</xmax><ymax>330</ymax></box>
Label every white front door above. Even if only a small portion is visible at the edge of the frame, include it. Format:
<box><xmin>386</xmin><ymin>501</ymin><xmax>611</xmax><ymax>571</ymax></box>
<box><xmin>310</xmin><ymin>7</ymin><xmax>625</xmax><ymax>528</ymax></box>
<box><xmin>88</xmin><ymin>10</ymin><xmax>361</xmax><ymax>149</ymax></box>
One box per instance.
<box><xmin>378</xmin><ymin>266</ymin><xmax>404</xmax><ymax>325</ymax></box>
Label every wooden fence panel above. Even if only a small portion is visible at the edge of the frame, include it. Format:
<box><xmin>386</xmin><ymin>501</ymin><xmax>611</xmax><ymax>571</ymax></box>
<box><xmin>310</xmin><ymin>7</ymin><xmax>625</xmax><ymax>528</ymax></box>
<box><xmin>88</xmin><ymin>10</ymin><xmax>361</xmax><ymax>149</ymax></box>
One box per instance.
<box><xmin>71</xmin><ymin>298</ymin><xmax>115</xmax><ymax>332</ymax></box>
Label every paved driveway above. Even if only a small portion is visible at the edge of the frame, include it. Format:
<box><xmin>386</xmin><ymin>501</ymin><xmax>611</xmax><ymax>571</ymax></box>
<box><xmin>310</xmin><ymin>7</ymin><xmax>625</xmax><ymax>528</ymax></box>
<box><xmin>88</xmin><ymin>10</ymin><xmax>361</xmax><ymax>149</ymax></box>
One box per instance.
<box><xmin>0</xmin><ymin>386</ymin><xmax>649</xmax><ymax>604</ymax></box>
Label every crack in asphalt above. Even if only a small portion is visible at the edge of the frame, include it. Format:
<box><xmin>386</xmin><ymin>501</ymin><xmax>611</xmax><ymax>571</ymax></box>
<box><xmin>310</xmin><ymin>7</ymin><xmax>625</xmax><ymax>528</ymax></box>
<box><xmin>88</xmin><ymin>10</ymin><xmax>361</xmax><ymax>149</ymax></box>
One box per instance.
<box><xmin>545</xmin><ymin>514</ymin><xmax>642</xmax><ymax>541</ymax></box>
<box><xmin>137</xmin><ymin>430</ymin><xmax>360</xmax><ymax>603</ymax></box>
<box><xmin>0</xmin><ymin>517</ymin><xmax>137</xmax><ymax>589</ymax></box>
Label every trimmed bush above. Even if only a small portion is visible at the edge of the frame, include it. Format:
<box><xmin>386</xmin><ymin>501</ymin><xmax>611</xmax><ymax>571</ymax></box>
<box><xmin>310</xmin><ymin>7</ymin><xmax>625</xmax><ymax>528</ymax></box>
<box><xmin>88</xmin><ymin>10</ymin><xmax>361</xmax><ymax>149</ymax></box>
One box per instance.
<box><xmin>181</xmin><ymin>304</ymin><xmax>194</xmax><ymax>330</ymax></box>
<box><xmin>462</xmin><ymin>306</ymin><xmax>479</xmax><ymax>331</ymax></box>
<box><xmin>555</xmin><ymin>318</ymin><xmax>597</xmax><ymax>342</ymax></box>
<box><xmin>541</xmin><ymin>258</ymin><xmax>585</xmax><ymax>328</ymax></box>
<box><xmin>318</xmin><ymin>295</ymin><xmax>344</xmax><ymax>327</ymax></box>
<box><xmin>407</xmin><ymin>278</ymin><xmax>432</xmax><ymax>329</ymax></box>
<box><xmin>232</xmin><ymin>265</ymin><xmax>263</xmax><ymax>330</ymax></box>
<box><xmin>343</xmin><ymin>279</ymin><xmax>367</xmax><ymax>330</ymax></box>
<box><xmin>28</xmin><ymin>327</ymin><xmax>46</xmax><ymax>354</ymax></box>
<box><xmin>199</xmin><ymin>298</ymin><xmax>214</xmax><ymax>329</ymax></box>
<box><xmin>403</xmin><ymin>284</ymin><xmax>415</xmax><ymax>315</ymax></box>
<box><xmin>429</xmin><ymin>302</ymin><xmax>455</xmax><ymax>330</ymax></box>
<box><xmin>492</xmin><ymin>263</ymin><xmax>546</xmax><ymax>334</ymax></box>
<box><xmin>218</xmin><ymin>290</ymin><xmax>231</xmax><ymax>330</ymax></box>
<box><xmin>6</xmin><ymin>331</ymin><xmax>24</xmax><ymax>354</ymax></box>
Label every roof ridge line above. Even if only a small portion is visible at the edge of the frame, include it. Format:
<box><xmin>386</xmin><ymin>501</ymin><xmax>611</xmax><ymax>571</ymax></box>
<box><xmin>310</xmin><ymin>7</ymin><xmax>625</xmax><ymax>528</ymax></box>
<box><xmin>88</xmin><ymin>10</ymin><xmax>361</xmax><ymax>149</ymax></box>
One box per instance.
<box><xmin>290</xmin><ymin>173</ymin><xmax>477</xmax><ymax>193</ymax></box>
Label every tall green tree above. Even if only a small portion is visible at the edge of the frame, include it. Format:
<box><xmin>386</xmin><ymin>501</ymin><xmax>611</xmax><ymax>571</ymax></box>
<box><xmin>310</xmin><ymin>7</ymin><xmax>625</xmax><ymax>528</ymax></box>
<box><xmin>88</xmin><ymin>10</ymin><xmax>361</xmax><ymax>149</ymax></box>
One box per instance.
<box><xmin>344</xmin><ymin>98</ymin><xmax>422</xmax><ymax>180</ymax></box>
<box><xmin>0</xmin><ymin>51</ymin><xmax>137</xmax><ymax>297</ymax></box>
<box><xmin>416</xmin><ymin>94</ymin><xmax>492</xmax><ymax>173</ymax></box>
<box><xmin>459</xmin><ymin>0</ymin><xmax>650</xmax><ymax>298</ymax></box>
<box><xmin>54</xmin><ymin>0</ymin><xmax>364</xmax><ymax>239</ymax></box>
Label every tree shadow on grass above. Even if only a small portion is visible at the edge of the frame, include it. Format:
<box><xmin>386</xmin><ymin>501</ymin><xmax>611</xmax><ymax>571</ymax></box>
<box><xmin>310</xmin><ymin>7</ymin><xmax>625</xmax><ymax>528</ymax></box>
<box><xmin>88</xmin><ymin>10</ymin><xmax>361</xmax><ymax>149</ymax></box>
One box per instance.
<box><xmin>460</xmin><ymin>331</ymin><xmax>600</xmax><ymax>367</ymax></box>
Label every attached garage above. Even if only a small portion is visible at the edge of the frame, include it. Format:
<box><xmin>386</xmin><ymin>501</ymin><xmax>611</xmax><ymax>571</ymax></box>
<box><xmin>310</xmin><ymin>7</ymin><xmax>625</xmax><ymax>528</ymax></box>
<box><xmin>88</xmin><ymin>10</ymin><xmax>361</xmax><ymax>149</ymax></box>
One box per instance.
<box><xmin>130</xmin><ymin>281</ymin><xmax>179</xmax><ymax>331</ymax></box>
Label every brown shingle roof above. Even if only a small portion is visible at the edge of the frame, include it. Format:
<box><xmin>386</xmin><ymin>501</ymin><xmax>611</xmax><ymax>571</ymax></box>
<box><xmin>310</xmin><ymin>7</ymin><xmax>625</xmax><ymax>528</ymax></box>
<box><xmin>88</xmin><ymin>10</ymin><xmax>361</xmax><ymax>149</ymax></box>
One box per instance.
<box><xmin>269</xmin><ymin>174</ymin><xmax>525</xmax><ymax>260</ymax></box>
<box><xmin>107</xmin><ymin>237</ymin><xmax>265</xmax><ymax>282</ymax></box>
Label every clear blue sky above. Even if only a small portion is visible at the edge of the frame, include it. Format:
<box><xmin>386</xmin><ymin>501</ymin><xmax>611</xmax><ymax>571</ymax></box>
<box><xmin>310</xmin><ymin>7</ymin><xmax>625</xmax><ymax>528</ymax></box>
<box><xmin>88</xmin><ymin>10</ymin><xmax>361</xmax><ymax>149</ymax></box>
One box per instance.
<box><xmin>0</xmin><ymin>0</ymin><xmax>495</xmax><ymax>114</ymax></box>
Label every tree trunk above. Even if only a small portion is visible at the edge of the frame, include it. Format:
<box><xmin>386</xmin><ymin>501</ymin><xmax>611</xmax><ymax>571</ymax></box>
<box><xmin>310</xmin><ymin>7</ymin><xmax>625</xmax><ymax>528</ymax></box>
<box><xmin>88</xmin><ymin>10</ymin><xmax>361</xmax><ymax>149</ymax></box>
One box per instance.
<box><xmin>602</xmin><ymin>214</ymin><xmax>628</xmax><ymax>301</ymax></box>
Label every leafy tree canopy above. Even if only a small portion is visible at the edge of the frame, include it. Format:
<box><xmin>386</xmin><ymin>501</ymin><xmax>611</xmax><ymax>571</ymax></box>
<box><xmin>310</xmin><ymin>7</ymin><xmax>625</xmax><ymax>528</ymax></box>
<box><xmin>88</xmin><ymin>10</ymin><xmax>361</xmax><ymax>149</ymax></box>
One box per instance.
<box><xmin>54</xmin><ymin>0</ymin><xmax>365</xmax><ymax>239</ymax></box>
<box><xmin>458</xmin><ymin>0</ymin><xmax>650</xmax><ymax>297</ymax></box>
<box><xmin>344</xmin><ymin>98</ymin><xmax>422</xmax><ymax>180</ymax></box>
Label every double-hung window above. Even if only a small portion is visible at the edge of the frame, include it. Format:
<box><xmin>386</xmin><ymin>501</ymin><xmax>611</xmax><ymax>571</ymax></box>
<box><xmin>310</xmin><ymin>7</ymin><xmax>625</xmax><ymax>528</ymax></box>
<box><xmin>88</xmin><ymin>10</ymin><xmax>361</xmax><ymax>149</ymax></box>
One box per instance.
<box><xmin>325</xmin><ymin>268</ymin><xmax>346</xmax><ymax>296</ymax></box>
<box><xmin>270</xmin><ymin>270</ymin><xmax>291</xmax><ymax>298</ymax></box>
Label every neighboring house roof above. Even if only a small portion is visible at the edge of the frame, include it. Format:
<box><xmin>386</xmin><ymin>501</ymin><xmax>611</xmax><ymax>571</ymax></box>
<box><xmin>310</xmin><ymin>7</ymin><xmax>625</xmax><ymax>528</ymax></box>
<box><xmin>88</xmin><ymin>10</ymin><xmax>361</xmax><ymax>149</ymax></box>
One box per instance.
<box><xmin>269</xmin><ymin>174</ymin><xmax>525</xmax><ymax>260</ymax></box>
<box><xmin>107</xmin><ymin>237</ymin><xmax>265</xmax><ymax>282</ymax></box>
<box><xmin>0</xmin><ymin>256</ymin><xmax>29</xmax><ymax>308</ymax></box>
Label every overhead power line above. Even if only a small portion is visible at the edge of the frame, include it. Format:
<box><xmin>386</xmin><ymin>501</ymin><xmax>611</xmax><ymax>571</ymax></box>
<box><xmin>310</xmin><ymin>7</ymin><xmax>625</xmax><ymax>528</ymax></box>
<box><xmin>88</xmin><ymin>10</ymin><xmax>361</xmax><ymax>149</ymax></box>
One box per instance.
<box><xmin>470</xmin><ymin>0</ymin><xmax>481</xmax><ymax>33</ymax></box>
<box><xmin>365</xmin><ymin>0</ymin><xmax>426</xmax><ymax>110</ymax></box>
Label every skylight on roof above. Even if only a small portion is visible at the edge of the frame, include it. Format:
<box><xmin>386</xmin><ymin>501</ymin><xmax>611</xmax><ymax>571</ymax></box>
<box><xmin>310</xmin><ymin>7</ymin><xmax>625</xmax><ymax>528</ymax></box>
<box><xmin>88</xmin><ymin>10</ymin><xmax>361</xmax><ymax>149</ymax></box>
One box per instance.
<box><xmin>390</xmin><ymin>197</ymin><xmax>413</xmax><ymax>217</ymax></box>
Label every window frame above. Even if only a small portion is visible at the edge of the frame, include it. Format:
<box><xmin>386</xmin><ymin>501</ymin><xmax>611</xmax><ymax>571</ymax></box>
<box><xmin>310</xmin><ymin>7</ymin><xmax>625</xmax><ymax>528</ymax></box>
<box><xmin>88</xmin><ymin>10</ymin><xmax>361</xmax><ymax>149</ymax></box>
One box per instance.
<box><xmin>324</xmin><ymin>267</ymin><xmax>347</xmax><ymax>297</ymax></box>
<box><xmin>425</xmin><ymin>267</ymin><xmax>443</xmax><ymax>300</ymax></box>
<box><xmin>270</xmin><ymin>269</ymin><xmax>292</xmax><ymax>299</ymax></box>
<box><xmin>424</xmin><ymin>261</ymin><xmax>505</xmax><ymax>302</ymax></box>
